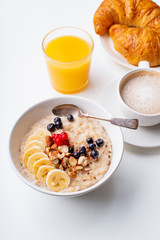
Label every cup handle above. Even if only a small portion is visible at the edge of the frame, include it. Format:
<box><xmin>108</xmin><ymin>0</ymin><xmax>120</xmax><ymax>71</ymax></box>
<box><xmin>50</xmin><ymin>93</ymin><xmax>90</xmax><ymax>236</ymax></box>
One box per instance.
<box><xmin>138</xmin><ymin>61</ymin><xmax>150</xmax><ymax>69</ymax></box>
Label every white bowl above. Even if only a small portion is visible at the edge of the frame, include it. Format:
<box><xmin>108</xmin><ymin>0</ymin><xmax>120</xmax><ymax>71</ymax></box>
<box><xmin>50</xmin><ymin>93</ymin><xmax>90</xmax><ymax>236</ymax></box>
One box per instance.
<box><xmin>9</xmin><ymin>96</ymin><xmax>124</xmax><ymax>197</ymax></box>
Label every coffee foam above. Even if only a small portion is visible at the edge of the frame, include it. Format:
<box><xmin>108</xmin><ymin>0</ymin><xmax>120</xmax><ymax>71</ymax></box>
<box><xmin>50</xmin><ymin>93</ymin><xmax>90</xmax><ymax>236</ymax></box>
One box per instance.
<box><xmin>120</xmin><ymin>71</ymin><xmax>160</xmax><ymax>114</ymax></box>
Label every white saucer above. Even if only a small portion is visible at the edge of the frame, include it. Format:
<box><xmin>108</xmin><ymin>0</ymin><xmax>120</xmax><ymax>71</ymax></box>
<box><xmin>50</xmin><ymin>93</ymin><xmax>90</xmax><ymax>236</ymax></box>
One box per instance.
<box><xmin>100</xmin><ymin>33</ymin><xmax>160</xmax><ymax>71</ymax></box>
<box><xmin>100</xmin><ymin>81</ymin><xmax>160</xmax><ymax>148</ymax></box>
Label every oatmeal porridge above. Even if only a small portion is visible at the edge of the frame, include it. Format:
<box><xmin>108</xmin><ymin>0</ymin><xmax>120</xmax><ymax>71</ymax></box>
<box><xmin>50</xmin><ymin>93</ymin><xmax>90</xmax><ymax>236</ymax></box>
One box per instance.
<box><xmin>20</xmin><ymin>113</ymin><xmax>112</xmax><ymax>193</ymax></box>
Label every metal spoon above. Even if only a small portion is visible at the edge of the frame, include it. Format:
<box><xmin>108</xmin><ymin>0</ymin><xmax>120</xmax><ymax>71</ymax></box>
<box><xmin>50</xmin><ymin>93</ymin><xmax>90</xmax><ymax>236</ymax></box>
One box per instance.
<box><xmin>52</xmin><ymin>104</ymin><xmax>138</xmax><ymax>129</ymax></box>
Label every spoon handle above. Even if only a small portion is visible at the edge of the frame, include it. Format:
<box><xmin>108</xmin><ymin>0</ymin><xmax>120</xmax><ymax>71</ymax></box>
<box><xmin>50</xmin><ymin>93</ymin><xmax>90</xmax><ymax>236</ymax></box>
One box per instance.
<box><xmin>110</xmin><ymin>118</ymin><xmax>138</xmax><ymax>129</ymax></box>
<box><xmin>81</xmin><ymin>113</ymin><xmax>138</xmax><ymax>129</ymax></box>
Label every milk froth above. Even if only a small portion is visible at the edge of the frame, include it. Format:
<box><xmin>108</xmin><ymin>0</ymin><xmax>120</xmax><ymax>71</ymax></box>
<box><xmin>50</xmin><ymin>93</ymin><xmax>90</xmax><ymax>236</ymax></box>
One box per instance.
<box><xmin>120</xmin><ymin>71</ymin><xmax>160</xmax><ymax>114</ymax></box>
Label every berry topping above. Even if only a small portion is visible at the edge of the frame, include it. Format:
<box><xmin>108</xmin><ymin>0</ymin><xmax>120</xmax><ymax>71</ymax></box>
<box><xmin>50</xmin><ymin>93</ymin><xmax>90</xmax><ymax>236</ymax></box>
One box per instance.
<box><xmin>96</xmin><ymin>139</ymin><xmax>104</xmax><ymax>147</ymax></box>
<box><xmin>55</xmin><ymin>137</ymin><xmax>63</xmax><ymax>146</ymax></box>
<box><xmin>67</xmin><ymin>114</ymin><xmax>74</xmax><ymax>122</ymax></box>
<box><xmin>54</xmin><ymin>117</ymin><xmax>61</xmax><ymax>123</ymax></box>
<box><xmin>73</xmin><ymin>152</ymin><xmax>80</xmax><ymax>159</ymax></box>
<box><xmin>52</xmin><ymin>134</ymin><xmax>58</xmax><ymax>139</ymax></box>
<box><xmin>63</xmin><ymin>139</ymin><xmax>70</xmax><ymax>146</ymax></box>
<box><xmin>55</xmin><ymin>120</ymin><xmax>63</xmax><ymax>129</ymax></box>
<box><xmin>52</xmin><ymin>132</ymin><xmax>69</xmax><ymax>146</ymax></box>
<box><xmin>68</xmin><ymin>146</ymin><xmax>74</xmax><ymax>153</ymax></box>
<box><xmin>81</xmin><ymin>152</ymin><xmax>87</xmax><ymax>157</ymax></box>
<box><xmin>61</xmin><ymin>132</ymin><xmax>68</xmax><ymax>140</ymax></box>
<box><xmin>47</xmin><ymin>123</ymin><xmax>55</xmax><ymax>132</ymax></box>
<box><xmin>89</xmin><ymin>143</ymin><xmax>96</xmax><ymax>150</ymax></box>
<box><xmin>52</xmin><ymin>134</ymin><xmax>55</xmax><ymax>139</ymax></box>
<box><xmin>86</xmin><ymin>137</ymin><xmax>93</xmax><ymax>144</ymax></box>
<box><xmin>90</xmin><ymin>150</ymin><xmax>99</xmax><ymax>159</ymax></box>
<box><xmin>79</xmin><ymin>146</ymin><xmax>86</xmax><ymax>154</ymax></box>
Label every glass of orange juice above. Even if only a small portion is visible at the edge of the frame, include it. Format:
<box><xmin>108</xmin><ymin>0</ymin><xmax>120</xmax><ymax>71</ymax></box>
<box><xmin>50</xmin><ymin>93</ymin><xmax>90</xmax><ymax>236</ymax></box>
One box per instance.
<box><xmin>42</xmin><ymin>27</ymin><xmax>94</xmax><ymax>94</ymax></box>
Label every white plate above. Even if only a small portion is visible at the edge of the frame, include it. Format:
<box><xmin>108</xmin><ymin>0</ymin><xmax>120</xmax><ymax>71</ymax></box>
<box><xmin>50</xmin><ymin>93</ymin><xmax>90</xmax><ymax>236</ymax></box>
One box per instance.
<box><xmin>100</xmin><ymin>81</ymin><xmax>160</xmax><ymax>148</ymax></box>
<box><xmin>100</xmin><ymin>32</ymin><xmax>160</xmax><ymax>71</ymax></box>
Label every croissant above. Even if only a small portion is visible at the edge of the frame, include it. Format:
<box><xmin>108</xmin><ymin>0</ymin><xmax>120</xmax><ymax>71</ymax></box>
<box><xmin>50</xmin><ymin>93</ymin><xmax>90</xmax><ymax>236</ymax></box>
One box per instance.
<box><xmin>93</xmin><ymin>0</ymin><xmax>160</xmax><ymax>66</ymax></box>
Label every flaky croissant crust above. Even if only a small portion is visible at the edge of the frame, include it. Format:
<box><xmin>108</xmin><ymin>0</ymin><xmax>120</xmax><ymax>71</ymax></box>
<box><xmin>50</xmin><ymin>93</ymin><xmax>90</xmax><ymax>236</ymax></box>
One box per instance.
<box><xmin>93</xmin><ymin>0</ymin><xmax>160</xmax><ymax>66</ymax></box>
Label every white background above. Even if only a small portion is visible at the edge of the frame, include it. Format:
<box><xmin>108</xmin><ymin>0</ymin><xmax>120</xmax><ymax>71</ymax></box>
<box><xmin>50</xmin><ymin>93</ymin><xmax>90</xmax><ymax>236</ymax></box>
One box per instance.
<box><xmin>1</xmin><ymin>0</ymin><xmax>160</xmax><ymax>239</ymax></box>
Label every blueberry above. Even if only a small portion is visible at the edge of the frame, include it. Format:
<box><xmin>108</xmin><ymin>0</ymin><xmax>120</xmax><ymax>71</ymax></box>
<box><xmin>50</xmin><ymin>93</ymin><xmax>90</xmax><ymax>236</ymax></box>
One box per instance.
<box><xmin>55</xmin><ymin>120</ymin><xmax>63</xmax><ymax>129</ymax></box>
<box><xmin>54</xmin><ymin>117</ymin><xmax>61</xmax><ymax>123</ymax></box>
<box><xmin>68</xmin><ymin>146</ymin><xmax>74</xmax><ymax>153</ymax></box>
<box><xmin>89</xmin><ymin>143</ymin><xmax>96</xmax><ymax>150</ymax></box>
<box><xmin>86</xmin><ymin>137</ymin><xmax>93</xmax><ymax>144</ymax></box>
<box><xmin>47</xmin><ymin>123</ymin><xmax>55</xmax><ymax>132</ymax></box>
<box><xmin>79</xmin><ymin>146</ymin><xmax>86</xmax><ymax>154</ymax></box>
<box><xmin>67</xmin><ymin>114</ymin><xmax>74</xmax><ymax>122</ymax></box>
<box><xmin>91</xmin><ymin>150</ymin><xmax>99</xmax><ymax>159</ymax></box>
<box><xmin>96</xmin><ymin>139</ymin><xmax>104</xmax><ymax>147</ymax></box>
<box><xmin>73</xmin><ymin>152</ymin><xmax>80</xmax><ymax>159</ymax></box>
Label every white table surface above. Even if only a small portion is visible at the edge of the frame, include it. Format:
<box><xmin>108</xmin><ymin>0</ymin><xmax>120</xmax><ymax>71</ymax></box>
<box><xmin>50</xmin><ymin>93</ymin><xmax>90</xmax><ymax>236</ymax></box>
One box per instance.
<box><xmin>1</xmin><ymin>0</ymin><xmax>160</xmax><ymax>239</ymax></box>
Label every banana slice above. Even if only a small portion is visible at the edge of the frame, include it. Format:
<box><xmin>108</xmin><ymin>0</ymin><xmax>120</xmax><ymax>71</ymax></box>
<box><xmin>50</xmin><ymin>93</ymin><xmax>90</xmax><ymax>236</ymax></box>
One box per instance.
<box><xmin>46</xmin><ymin>169</ymin><xmax>70</xmax><ymax>192</ymax></box>
<box><xmin>37</xmin><ymin>165</ymin><xmax>55</xmax><ymax>183</ymax></box>
<box><xmin>34</xmin><ymin>128</ymin><xmax>51</xmax><ymax>137</ymax></box>
<box><xmin>33</xmin><ymin>158</ymin><xmax>53</xmax><ymax>176</ymax></box>
<box><xmin>24</xmin><ymin>140</ymin><xmax>45</xmax><ymax>152</ymax></box>
<box><xmin>27</xmin><ymin>152</ymin><xmax>48</xmax><ymax>173</ymax></box>
<box><xmin>23</xmin><ymin>146</ymin><xmax>42</xmax><ymax>165</ymax></box>
<box><xmin>26</xmin><ymin>134</ymin><xmax>46</xmax><ymax>145</ymax></box>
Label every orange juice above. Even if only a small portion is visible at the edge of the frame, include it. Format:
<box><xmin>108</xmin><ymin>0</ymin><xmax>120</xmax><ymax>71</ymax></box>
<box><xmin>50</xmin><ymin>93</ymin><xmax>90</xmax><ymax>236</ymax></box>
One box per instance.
<box><xmin>43</xmin><ymin>29</ymin><xmax>93</xmax><ymax>94</ymax></box>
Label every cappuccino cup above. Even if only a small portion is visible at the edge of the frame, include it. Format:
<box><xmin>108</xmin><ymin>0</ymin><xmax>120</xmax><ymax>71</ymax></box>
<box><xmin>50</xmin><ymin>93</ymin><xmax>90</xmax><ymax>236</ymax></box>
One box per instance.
<box><xmin>117</xmin><ymin>61</ymin><xmax>160</xmax><ymax>127</ymax></box>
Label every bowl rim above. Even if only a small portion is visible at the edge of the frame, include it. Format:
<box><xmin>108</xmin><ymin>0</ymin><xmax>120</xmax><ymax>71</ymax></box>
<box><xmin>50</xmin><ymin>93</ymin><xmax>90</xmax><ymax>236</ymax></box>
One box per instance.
<box><xmin>9</xmin><ymin>96</ymin><xmax>124</xmax><ymax>197</ymax></box>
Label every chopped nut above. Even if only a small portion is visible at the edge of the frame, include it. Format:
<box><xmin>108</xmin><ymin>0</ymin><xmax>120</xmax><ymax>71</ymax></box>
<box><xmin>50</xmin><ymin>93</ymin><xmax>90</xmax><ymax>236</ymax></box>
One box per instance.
<box><xmin>50</xmin><ymin>158</ymin><xmax>60</xmax><ymax>168</ymax></box>
<box><xmin>62</xmin><ymin>157</ymin><xmax>69</xmax><ymax>169</ymax></box>
<box><xmin>50</xmin><ymin>143</ymin><xmax>58</xmax><ymax>150</ymax></box>
<box><xmin>59</xmin><ymin>164</ymin><xmax>64</xmax><ymax>171</ymax></box>
<box><xmin>49</xmin><ymin>151</ymin><xmax>59</xmax><ymax>162</ymax></box>
<box><xmin>78</xmin><ymin>156</ymin><xmax>85</xmax><ymax>165</ymax></box>
<box><xmin>68</xmin><ymin>167</ymin><xmax>77</xmax><ymax>178</ymax></box>
<box><xmin>78</xmin><ymin>156</ymin><xmax>88</xmax><ymax>166</ymax></box>
<box><xmin>57</xmin><ymin>152</ymin><xmax>65</xmax><ymax>159</ymax></box>
<box><xmin>49</xmin><ymin>150</ymin><xmax>59</xmax><ymax>158</ymax></box>
<box><xmin>50</xmin><ymin>156</ymin><xmax>57</xmax><ymax>161</ymax></box>
<box><xmin>82</xmin><ymin>160</ymin><xmax>88</xmax><ymax>167</ymax></box>
<box><xmin>74</xmin><ymin>165</ymin><xmax>83</xmax><ymax>171</ymax></box>
<box><xmin>69</xmin><ymin>157</ymin><xmax>77</xmax><ymax>167</ymax></box>
<box><xmin>58</xmin><ymin>145</ymin><xmax>68</xmax><ymax>153</ymax></box>
<box><xmin>51</xmin><ymin>159</ymin><xmax>59</xmax><ymax>165</ymax></box>
<box><xmin>55</xmin><ymin>164</ymin><xmax>60</xmax><ymax>169</ymax></box>
<box><xmin>45</xmin><ymin>136</ymin><xmax>53</xmax><ymax>147</ymax></box>
<box><xmin>84</xmin><ymin>167</ymin><xmax>91</xmax><ymax>172</ymax></box>
<box><xmin>45</xmin><ymin>147</ymin><xmax>51</xmax><ymax>154</ymax></box>
<box><xmin>65</xmin><ymin>153</ymin><xmax>72</xmax><ymax>157</ymax></box>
